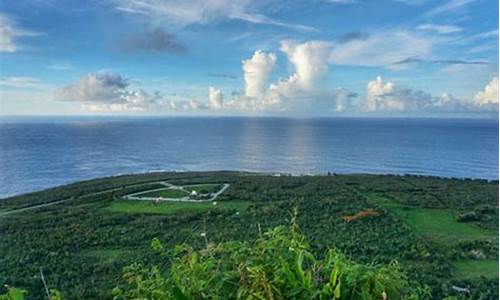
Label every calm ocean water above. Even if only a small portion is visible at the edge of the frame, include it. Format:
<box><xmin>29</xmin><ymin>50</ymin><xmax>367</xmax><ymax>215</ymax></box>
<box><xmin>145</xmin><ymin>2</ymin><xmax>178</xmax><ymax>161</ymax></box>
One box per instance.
<box><xmin>0</xmin><ymin>116</ymin><xmax>498</xmax><ymax>198</ymax></box>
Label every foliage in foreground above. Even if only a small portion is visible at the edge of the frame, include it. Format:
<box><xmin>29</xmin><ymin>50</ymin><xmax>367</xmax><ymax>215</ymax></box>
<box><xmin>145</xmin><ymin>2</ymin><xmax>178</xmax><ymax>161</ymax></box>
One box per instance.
<box><xmin>113</xmin><ymin>220</ymin><xmax>426</xmax><ymax>300</ymax></box>
<box><xmin>0</xmin><ymin>286</ymin><xmax>61</xmax><ymax>300</ymax></box>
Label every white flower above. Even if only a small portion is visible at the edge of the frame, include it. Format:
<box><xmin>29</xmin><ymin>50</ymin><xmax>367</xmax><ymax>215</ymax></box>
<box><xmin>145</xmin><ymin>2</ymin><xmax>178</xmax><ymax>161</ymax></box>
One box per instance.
<box><xmin>212</xmin><ymin>201</ymin><xmax>217</xmax><ymax>206</ymax></box>
<box><xmin>200</xmin><ymin>232</ymin><xmax>206</xmax><ymax>237</ymax></box>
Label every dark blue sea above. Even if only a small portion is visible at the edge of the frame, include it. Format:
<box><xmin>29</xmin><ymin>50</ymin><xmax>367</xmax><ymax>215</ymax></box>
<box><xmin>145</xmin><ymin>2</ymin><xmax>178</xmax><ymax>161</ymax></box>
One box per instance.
<box><xmin>0</xmin><ymin>116</ymin><xmax>498</xmax><ymax>198</ymax></box>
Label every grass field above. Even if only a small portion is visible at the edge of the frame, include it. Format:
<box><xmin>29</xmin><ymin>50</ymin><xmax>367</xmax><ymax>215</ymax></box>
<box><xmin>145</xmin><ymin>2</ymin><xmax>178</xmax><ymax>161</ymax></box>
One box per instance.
<box><xmin>136</xmin><ymin>188</ymin><xmax>189</xmax><ymax>199</ymax></box>
<box><xmin>183</xmin><ymin>184</ymin><xmax>223</xmax><ymax>194</ymax></box>
<box><xmin>387</xmin><ymin>206</ymin><xmax>496</xmax><ymax>243</ymax></box>
<box><xmin>369</xmin><ymin>195</ymin><xmax>496</xmax><ymax>244</ymax></box>
<box><xmin>104</xmin><ymin>200</ymin><xmax>250</xmax><ymax>215</ymax></box>
<box><xmin>454</xmin><ymin>259</ymin><xmax>499</xmax><ymax>280</ymax></box>
<box><xmin>369</xmin><ymin>193</ymin><xmax>498</xmax><ymax>280</ymax></box>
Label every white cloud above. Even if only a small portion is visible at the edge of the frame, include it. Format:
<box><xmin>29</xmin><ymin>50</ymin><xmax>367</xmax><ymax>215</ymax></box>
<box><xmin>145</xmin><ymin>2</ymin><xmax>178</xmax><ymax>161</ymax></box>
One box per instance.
<box><xmin>114</xmin><ymin>0</ymin><xmax>317</xmax><ymax>32</ymax></box>
<box><xmin>474</xmin><ymin>77</ymin><xmax>499</xmax><ymax>107</ymax></box>
<box><xmin>55</xmin><ymin>72</ymin><xmax>163</xmax><ymax>112</ymax></box>
<box><xmin>416</xmin><ymin>23</ymin><xmax>462</xmax><ymax>34</ymax></box>
<box><xmin>333</xmin><ymin>88</ymin><xmax>357</xmax><ymax>112</ymax></box>
<box><xmin>329</xmin><ymin>30</ymin><xmax>433</xmax><ymax>67</ymax></box>
<box><xmin>0</xmin><ymin>77</ymin><xmax>45</xmax><ymax>88</ymax></box>
<box><xmin>432</xmin><ymin>92</ymin><xmax>471</xmax><ymax>111</ymax></box>
<box><xmin>365</xmin><ymin>76</ymin><xmax>405</xmax><ymax>111</ymax></box>
<box><xmin>363</xmin><ymin>76</ymin><xmax>498</xmax><ymax>113</ymax></box>
<box><xmin>47</xmin><ymin>62</ymin><xmax>72</xmax><ymax>70</ymax></box>
<box><xmin>55</xmin><ymin>72</ymin><xmax>129</xmax><ymax>103</ymax></box>
<box><xmin>474</xmin><ymin>30</ymin><xmax>499</xmax><ymax>39</ymax></box>
<box><xmin>0</xmin><ymin>13</ymin><xmax>42</xmax><ymax>52</ymax></box>
<box><xmin>54</xmin><ymin>72</ymin><xmax>228</xmax><ymax>113</ymax></box>
<box><xmin>278</xmin><ymin>40</ymin><xmax>332</xmax><ymax>91</ymax></box>
<box><xmin>231</xmin><ymin>11</ymin><xmax>318</xmax><ymax>33</ymax></box>
<box><xmin>229</xmin><ymin>40</ymin><xmax>334</xmax><ymax>112</ymax></box>
<box><xmin>164</xmin><ymin>99</ymin><xmax>204</xmax><ymax>111</ymax></box>
<box><xmin>208</xmin><ymin>86</ymin><xmax>223</xmax><ymax>110</ymax></box>
<box><xmin>364</xmin><ymin>76</ymin><xmax>470</xmax><ymax>112</ymax></box>
<box><xmin>425</xmin><ymin>0</ymin><xmax>477</xmax><ymax>16</ymax></box>
<box><xmin>242</xmin><ymin>50</ymin><xmax>276</xmax><ymax>98</ymax></box>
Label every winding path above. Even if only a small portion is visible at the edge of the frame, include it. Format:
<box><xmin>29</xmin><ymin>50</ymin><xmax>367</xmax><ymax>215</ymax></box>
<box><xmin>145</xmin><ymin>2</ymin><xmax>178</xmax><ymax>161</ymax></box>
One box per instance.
<box><xmin>125</xmin><ymin>183</ymin><xmax>230</xmax><ymax>202</ymax></box>
<box><xmin>1</xmin><ymin>182</ymin><xmax>230</xmax><ymax>216</ymax></box>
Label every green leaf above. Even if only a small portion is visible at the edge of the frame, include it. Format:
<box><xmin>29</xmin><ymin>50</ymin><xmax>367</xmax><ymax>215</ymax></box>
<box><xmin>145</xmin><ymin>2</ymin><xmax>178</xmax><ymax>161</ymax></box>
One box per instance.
<box><xmin>172</xmin><ymin>286</ymin><xmax>189</xmax><ymax>300</ymax></box>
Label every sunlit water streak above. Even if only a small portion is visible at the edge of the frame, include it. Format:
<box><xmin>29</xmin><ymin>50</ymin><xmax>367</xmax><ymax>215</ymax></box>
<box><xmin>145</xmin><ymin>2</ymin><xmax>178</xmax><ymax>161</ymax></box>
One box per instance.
<box><xmin>0</xmin><ymin>116</ymin><xmax>497</xmax><ymax>198</ymax></box>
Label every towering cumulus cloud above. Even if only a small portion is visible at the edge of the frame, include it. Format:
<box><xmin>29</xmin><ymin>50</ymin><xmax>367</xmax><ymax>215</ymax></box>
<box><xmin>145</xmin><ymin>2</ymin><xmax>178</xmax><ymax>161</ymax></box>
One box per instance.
<box><xmin>474</xmin><ymin>77</ymin><xmax>499</xmax><ymax>107</ymax></box>
<box><xmin>365</xmin><ymin>76</ymin><xmax>401</xmax><ymax>111</ymax></box>
<box><xmin>274</xmin><ymin>40</ymin><xmax>332</xmax><ymax>92</ymax></box>
<box><xmin>265</xmin><ymin>40</ymin><xmax>333</xmax><ymax>111</ymax></box>
<box><xmin>208</xmin><ymin>86</ymin><xmax>223</xmax><ymax>110</ymax></box>
<box><xmin>242</xmin><ymin>50</ymin><xmax>276</xmax><ymax>98</ymax></box>
<box><xmin>228</xmin><ymin>40</ymin><xmax>335</xmax><ymax>112</ymax></box>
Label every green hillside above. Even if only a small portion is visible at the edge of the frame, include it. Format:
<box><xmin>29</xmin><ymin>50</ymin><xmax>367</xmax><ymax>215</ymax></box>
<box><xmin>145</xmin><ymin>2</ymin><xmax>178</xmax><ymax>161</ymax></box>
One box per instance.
<box><xmin>0</xmin><ymin>172</ymin><xmax>498</xmax><ymax>299</ymax></box>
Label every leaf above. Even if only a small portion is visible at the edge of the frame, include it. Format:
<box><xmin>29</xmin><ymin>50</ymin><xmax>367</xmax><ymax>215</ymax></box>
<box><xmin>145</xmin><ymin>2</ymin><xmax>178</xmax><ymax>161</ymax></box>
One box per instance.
<box><xmin>172</xmin><ymin>286</ymin><xmax>189</xmax><ymax>300</ymax></box>
<box><xmin>7</xmin><ymin>288</ymin><xmax>27</xmax><ymax>300</ymax></box>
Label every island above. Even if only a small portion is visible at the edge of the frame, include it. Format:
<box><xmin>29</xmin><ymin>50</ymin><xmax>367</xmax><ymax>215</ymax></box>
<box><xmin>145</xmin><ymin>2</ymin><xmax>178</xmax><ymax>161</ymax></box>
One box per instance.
<box><xmin>0</xmin><ymin>171</ymin><xmax>498</xmax><ymax>299</ymax></box>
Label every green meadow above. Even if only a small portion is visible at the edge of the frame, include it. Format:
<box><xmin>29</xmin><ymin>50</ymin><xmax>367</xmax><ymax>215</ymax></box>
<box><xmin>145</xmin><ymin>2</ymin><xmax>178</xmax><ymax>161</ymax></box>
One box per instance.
<box><xmin>183</xmin><ymin>183</ymin><xmax>223</xmax><ymax>194</ymax></box>
<box><xmin>104</xmin><ymin>199</ymin><xmax>250</xmax><ymax>215</ymax></box>
<box><xmin>135</xmin><ymin>188</ymin><xmax>188</xmax><ymax>199</ymax></box>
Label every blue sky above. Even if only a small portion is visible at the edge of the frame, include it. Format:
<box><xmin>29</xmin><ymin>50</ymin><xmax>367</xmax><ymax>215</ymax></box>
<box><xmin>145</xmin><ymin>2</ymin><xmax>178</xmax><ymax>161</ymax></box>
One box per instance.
<box><xmin>0</xmin><ymin>0</ymin><xmax>498</xmax><ymax>116</ymax></box>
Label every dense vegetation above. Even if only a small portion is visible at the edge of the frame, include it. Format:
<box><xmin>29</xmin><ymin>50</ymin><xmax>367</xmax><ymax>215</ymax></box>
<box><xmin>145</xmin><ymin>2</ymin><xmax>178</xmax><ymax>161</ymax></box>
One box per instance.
<box><xmin>0</xmin><ymin>172</ymin><xmax>498</xmax><ymax>299</ymax></box>
<box><xmin>114</xmin><ymin>219</ymin><xmax>424</xmax><ymax>299</ymax></box>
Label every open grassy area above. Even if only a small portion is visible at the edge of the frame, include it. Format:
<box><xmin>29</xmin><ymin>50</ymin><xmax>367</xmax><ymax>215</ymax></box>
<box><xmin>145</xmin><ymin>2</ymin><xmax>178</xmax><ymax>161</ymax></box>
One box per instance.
<box><xmin>136</xmin><ymin>188</ymin><xmax>188</xmax><ymax>199</ymax></box>
<box><xmin>369</xmin><ymin>193</ymin><xmax>498</xmax><ymax>281</ymax></box>
<box><xmin>387</xmin><ymin>206</ymin><xmax>496</xmax><ymax>243</ymax></box>
<box><xmin>369</xmin><ymin>195</ymin><xmax>497</xmax><ymax>244</ymax></box>
<box><xmin>104</xmin><ymin>199</ymin><xmax>250</xmax><ymax>215</ymax></box>
<box><xmin>454</xmin><ymin>259</ymin><xmax>499</xmax><ymax>280</ymax></box>
<box><xmin>183</xmin><ymin>184</ymin><xmax>223</xmax><ymax>194</ymax></box>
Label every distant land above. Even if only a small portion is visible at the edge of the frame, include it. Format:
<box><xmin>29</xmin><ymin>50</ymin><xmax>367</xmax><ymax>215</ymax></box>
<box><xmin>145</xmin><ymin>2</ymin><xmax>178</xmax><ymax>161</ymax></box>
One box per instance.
<box><xmin>0</xmin><ymin>171</ymin><xmax>498</xmax><ymax>299</ymax></box>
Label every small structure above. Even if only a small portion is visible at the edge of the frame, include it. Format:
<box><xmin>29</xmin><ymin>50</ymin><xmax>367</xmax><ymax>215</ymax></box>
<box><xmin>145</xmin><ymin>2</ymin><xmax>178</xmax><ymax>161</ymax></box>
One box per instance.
<box><xmin>189</xmin><ymin>190</ymin><xmax>198</xmax><ymax>199</ymax></box>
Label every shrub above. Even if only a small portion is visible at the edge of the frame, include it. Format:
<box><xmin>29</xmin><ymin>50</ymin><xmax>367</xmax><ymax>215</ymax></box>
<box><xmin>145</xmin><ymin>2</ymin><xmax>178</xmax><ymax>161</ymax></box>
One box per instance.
<box><xmin>113</xmin><ymin>220</ymin><xmax>424</xmax><ymax>300</ymax></box>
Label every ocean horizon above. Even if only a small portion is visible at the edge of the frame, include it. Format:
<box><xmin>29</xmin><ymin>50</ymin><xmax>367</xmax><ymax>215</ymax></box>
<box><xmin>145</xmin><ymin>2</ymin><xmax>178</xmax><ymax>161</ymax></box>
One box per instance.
<box><xmin>1</xmin><ymin>115</ymin><xmax>498</xmax><ymax>198</ymax></box>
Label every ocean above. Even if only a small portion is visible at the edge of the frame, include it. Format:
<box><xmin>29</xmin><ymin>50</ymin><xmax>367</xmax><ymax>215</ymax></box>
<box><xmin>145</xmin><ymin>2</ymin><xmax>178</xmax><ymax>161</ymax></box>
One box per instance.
<box><xmin>0</xmin><ymin>116</ymin><xmax>498</xmax><ymax>198</ymax></box>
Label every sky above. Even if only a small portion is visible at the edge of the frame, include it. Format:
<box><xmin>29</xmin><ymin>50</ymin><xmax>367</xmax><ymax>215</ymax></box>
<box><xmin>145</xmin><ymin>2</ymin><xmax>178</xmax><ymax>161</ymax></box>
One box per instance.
<box><xmin>0</xmin><ymin>0</ymin><xmax>498</xmax><ymax>117</ymax></box>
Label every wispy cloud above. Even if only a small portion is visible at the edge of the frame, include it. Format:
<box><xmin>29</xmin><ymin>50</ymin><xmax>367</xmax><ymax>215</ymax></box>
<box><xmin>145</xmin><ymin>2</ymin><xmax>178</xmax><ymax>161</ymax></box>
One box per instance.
<box><xmin>393</xmin><ymin>57</ymin><xmax>488</xmax><ymax>66</ymax></box>
<box><xmin>230</xmin><ymin>11</ymin><xmax>319</xmax><ymax>33</ymax></box>
<box><xmin>425</xmin><ymin>0</ymin><xmax>477</xmax><ymax>16</ymax></box>
<box><xmin>207</xmin><ymin>73</ymin><xmax>238</xmax><ymax>79</ymax></box>
<box><xmin>329</xmin><ymin>30</ymin><xmax>434</xmax><ymax>68</ymax></box>
<box><xmin>47</xmin><ymin>62</ymin><xmax>72</xmax><ymax>70</ymax></box>
<box><xmin>416</xmin><ymin>23</ymin><xmax>462</xmax><ymax>34</ymax></box>
<box><xmin>474</xmin><ymin>29</ymin><xmax>499</xmax><ymax>39</ymax></box>
<box><xmin>0</xmin><ymin>13</ymin><xmax>43</xmax><ymax>52</ymax></box>
<box><xmin>114</xmin><ymin>0</ymin><xmax>318</xmax><ymax>32</ymax></box>
<box><xmin>0</xmin><ymin>76</ymin><xmax>46</xmax><ymax>88</ymax></box>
